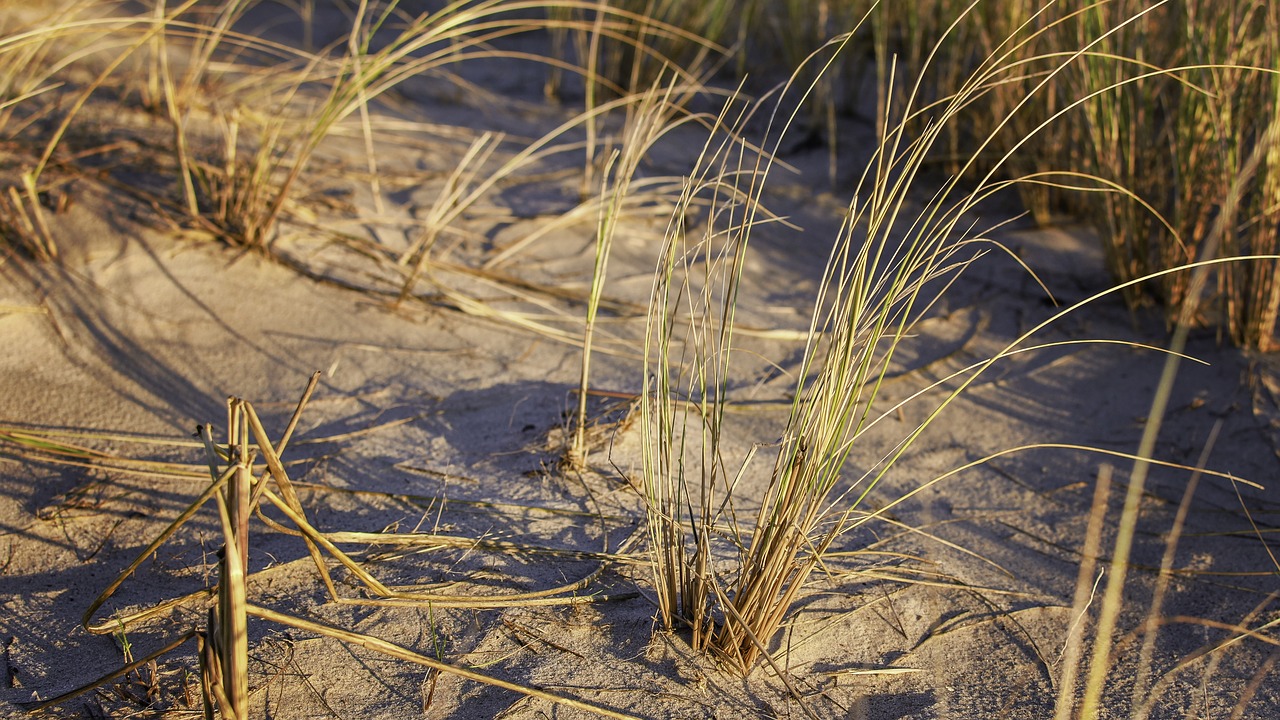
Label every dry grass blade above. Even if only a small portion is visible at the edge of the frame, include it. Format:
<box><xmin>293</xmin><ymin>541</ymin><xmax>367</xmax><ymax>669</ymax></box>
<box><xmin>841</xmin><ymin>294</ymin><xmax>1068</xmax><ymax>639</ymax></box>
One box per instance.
<box><xmin>246</xmin><ymin>603</ymin><xmax>642</xmax><ymax>719</ymax></box>
<box><xmin>25</xmin><ymin>631</ymin><xmax>198</xmax><ymax>715</ymax></box>
<box><xmin>1129</xmin><ymin>597</ymin><xmax>1280</xmax><ymax>719</ymax></box>
<box><xmin>81</xmin><ymin>463</ymin><xmax>235</xmax><ymax>630</ymax></box>
<box><xmin>328</xmin><ymin>530</ymin><xmax>643</xmax><ymax>564</ymax></box>
<box><xmin>826</xmin><ymin>666</ymin><xmax>923</xmax><ymax>677</ymax></box>
<box><xmin>1052</xmin><ymin>464</ymin><xmax>1113</xmax><ymax>720</ymax></box>
<box><xmin>295</xmin><ymin>479</ymin><xmax>621</xmax><ymax>520</ymax></box>
<box><xmin>0</xmin><ymin>429</ymin><xmax>205</xmax><ymax>480</ymax></box>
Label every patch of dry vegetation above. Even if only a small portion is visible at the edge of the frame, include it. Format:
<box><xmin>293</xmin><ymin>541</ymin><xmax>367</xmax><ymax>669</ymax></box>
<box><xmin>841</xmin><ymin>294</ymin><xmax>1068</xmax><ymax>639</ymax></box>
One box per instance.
<box><xmin>1</xmin><ymin>1</ymin><xmax>1277</xmax><ymax>719</ymax></box>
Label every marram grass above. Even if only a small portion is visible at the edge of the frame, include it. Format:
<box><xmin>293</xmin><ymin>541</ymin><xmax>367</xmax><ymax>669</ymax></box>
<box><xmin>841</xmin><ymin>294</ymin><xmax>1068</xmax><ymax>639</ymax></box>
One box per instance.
<box><xmin>639</xmin><ymin>0</ymin><xmax>1278</xmax><ymax>687</ymax></box>
<box><xmin>631</xmin><ymin>0</ymin><xmax>1280</xmax><ymax>348</ymax></box>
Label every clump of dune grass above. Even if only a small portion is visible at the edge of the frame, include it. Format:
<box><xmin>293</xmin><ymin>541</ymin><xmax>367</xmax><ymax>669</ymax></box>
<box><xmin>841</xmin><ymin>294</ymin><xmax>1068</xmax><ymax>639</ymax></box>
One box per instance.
<box><xmin>149</xmin><ymin>0</ymin><xmax>719</xmax><ymax>251</ymax></box>
<box><xmin>0</xmin><ymin>0</ymin><xmax>719</xmax><ymax>262</ymax></box>
<box><xmin>565</xmin><ymin>0</ymin><xmax>1280</xmax><ymax>351</ymax></box>
<box><xmin>640</xmin><ymin>3</ymin><xmax>1024</xmax><ymax>674</ymax></box>
<box><xmin>1026</xmin><ymin>0</ymin><xmax>1280</xmax><ymax>350</ymax></box>
<box><xmin>0</xmin><ymin>0</ymin><xmax>148</xmax><ymax>261</ymax></box>
<box><xmin>0</xmin><ymin>4</ymin><xmax>63</xmax><ymax>261</ymax></box>
<box><xmin>0</xmin><ymin>0</ymin><xmax>741</xmax><ymax>375</ymax></box>
<box><xmin>638</xmin><ymin>0</ymin><xmax>1279</xmax><ymax>681</ymax></box>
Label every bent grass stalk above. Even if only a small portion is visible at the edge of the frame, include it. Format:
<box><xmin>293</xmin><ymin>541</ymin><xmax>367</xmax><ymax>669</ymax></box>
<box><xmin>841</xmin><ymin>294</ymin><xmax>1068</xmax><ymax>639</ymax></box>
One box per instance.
<box><xmin>1128</xmin><ymin>421</ymin><xmax>1222</xmax><ymax>717</ymax></box>
<box><xmin>570</xmin><ymin>71</ymin><xmax>699</xmax><ymax>470</ymax></box>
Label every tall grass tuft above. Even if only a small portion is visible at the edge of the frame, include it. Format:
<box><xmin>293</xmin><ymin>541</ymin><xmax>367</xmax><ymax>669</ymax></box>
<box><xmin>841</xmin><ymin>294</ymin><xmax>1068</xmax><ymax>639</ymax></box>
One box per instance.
<box><xmin>638</xmin><ymin>0</ymin><xmax>1246</xmax><ymax>677</ymax></box>
<box><xmin>640</xmin><ymin>2</ymin><xmax>1030</xmax><ymax>672</ymax></box>
<box><xmin>697</xmin><ymin>13</ymin><xmax>1001</xmax><ymax>670</ymax></box>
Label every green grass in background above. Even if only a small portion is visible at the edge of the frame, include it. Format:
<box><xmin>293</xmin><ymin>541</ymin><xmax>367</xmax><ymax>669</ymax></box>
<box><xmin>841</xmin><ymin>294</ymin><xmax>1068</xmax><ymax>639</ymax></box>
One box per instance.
<box><xmin>650</xmin><ymin>0</ymin><xmax>1279</xmax><ymax>349</ymax></box>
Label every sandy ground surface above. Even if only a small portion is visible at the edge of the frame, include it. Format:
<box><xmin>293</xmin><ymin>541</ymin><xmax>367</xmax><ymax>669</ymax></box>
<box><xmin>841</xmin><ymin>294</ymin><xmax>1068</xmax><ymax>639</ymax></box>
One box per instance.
<box><xmin>2</xmin><ymin>4</ymin><xmax>1279</xmax><ymax>719</ymax></box>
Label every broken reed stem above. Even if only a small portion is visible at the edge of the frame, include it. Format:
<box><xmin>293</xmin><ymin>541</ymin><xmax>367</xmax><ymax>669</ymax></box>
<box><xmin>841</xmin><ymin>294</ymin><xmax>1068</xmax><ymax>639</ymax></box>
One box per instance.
<box><xmin>211</xmin><ymin>450</ymin><xmax>249</xmax><ymax>720</ymax></box>
<box><xmin>57</xmin><ymin>373</ymin><xmax>636</xmax><ymax>719</ymax></box>
<box><xmin>81</xmin><ymin>417</ymin><xmax>629</xmax><ymax>633</ymax></box>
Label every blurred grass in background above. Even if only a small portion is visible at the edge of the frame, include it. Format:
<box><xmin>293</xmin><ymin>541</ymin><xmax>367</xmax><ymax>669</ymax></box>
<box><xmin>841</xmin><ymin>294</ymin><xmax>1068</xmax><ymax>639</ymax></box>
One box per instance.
<box><xmin>2</xmin><ymin>0</ymin><xmax>1276</xmax><ymax>348</ymax></box>
<box><xmin>593</xmin><ymin>0</ymin><xmax>1278</xmax><ymax>349</ymax></box>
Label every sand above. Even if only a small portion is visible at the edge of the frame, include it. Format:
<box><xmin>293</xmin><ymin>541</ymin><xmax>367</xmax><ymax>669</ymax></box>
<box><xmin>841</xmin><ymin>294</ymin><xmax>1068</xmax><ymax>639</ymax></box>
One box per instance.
<box><xmin>1</xmin><ymin>3</ymin><xmax>1278</xmax><ymax>718</ymax></box>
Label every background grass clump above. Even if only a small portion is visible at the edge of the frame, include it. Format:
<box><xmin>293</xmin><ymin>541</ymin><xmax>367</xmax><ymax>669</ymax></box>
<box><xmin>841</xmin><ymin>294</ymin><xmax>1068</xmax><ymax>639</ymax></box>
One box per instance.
<box><xmin>643</xmin><ymin>0</ymin><xmax>1280</xmax><ymax>350</ymax></box>
<box><xmin>4</xmin><ymin>1</ymin><xmax>1276</xmax><ymax>347</ymax></box>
